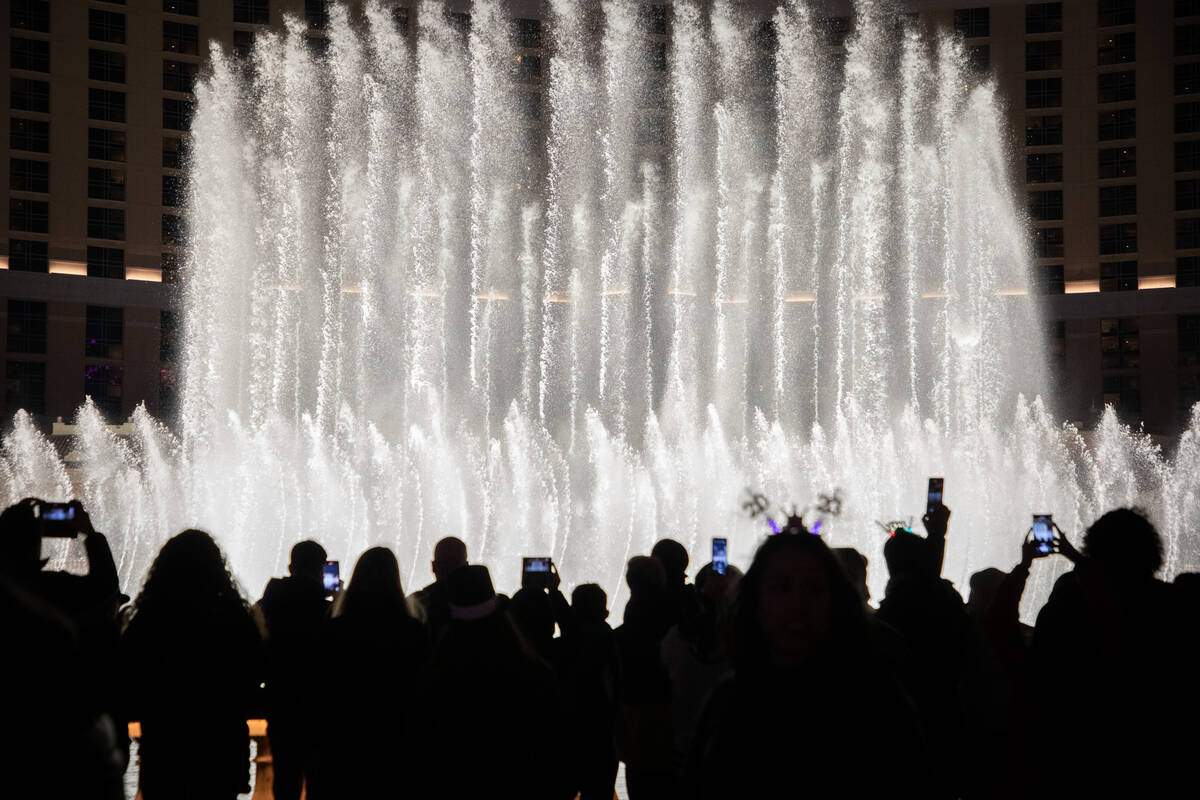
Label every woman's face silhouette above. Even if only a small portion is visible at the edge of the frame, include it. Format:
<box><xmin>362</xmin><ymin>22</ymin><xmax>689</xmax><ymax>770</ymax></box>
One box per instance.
<box><xmin>760</xmin><ymin>547</ymin><xmax>832</xmax><ymax>666</ymax></box>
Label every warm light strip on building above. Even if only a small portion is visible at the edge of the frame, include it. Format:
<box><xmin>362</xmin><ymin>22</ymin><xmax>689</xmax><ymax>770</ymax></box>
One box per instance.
<box><xmin>0</xmin><ymin>255</ymin><xmax>8</xmax><ymax>270</ymax></box>
<box><xmin>49</xmin><ymin>260</ymin><xmax>87</xmax><ymax>277</ymax></box>
<box><xmin>474</xmin><ymin>291</ymin><xmax>510</xmax><ymax>301</ymax></box>
<box><xmin>544</xmin><ymin>294</ymin><xmax>572</xmax><ymax>303</ymax></box>
<box><xmin>341</xmin><ymin>285</ymin><xmax>363</xmax><ymax>294</ymax></box>
<box><xmin>667</xmin><ymin>288</ymin><xmax>697</xmax><ymax>297</ymax></box>
<box><xmin>1139</xmin><ymin>275</ymin><xmax>1176</xmax><ymax>290</ymax></box>
<box><xmin>719</xmin><ymin>297</ymin><xmax>749</xmax><ymax>305</ymax></box>
<box><xmin>1064</xmin><ymin>280</ymin><xmax>1101</xmax><ymax>294</ymax></box>
<box><xmin>921</xmin><ymin>291</ymin><xmax>951</xmax><ymax>299</ymax></box>
<box><xmin>994</xmin><ymin>288</ymin><xmax>1028</xmax><ymax>296</ymax></box>
<box><xmin>784</xmin><ymin>292</ymin><xmax>816</xmax><ymax>303</ymax></box>
<box><xmin>126</xmin><ymin>267</ymin><xmax>163</xmax><ymax>283</ymax></box>
<box><xmin>601</xmin><ymin>288</ymin><xmax>630</xmax><ymax>296</ymax></box>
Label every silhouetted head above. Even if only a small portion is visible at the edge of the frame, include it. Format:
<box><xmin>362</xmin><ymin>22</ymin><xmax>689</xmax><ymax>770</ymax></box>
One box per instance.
<box><xmin>288</xmin><ymin>540</ymin><xmax>327</xmax><ymax>584</ymax></box>
<box><xmin>447</xmin><ymin>564</ymin><xmax>498</xmax><ymax>621</ymax></box>
<box><xmin>510</xmin><ymin>587</ymin><xmax>555</xmax><ymax>649</ymax></box>
<box><xmin>336</xmin><ymin>546</ymin><xmax>408</xmax><ymax>619</ymax></box>
<box><xmin>571</xmin><ymin>583</ymin><xmax>609</xmax><ymax>623</ymax></box>
<box><xmin>735</xmin><ymin>532</ymin><xmax>866</xmax><ymax>671</ymax></box>
<box><xmin>1082</xmin><ymin>508</ymin><xmax>1163</xmax><ymax>580</ymax></box>
<box><xmin>625</xmin><ymin>555</ymin><xmax>667</xmax><ymax>599</ymax></box>
<box><xmin>652</xmin><ymin>539</ymin><xmax>689</xmax><ymax>588</ymax></box>
<box><xmin>883</xmin><ymin>529</ymin><xmax>933</xmax><ymax>581</ymax></box>
<box><xmin>695</xmin><ymin>561</ymin><xmax>743</xmax><ymax>605</ymax></box>
<box><xmin>833</xmin><ymin>547</ymin><xmax>870</xmax><ymax>603</ymax></box>
<box><xmin>0</xmin><ymin>499</ymin><xmax>44</xmax><ymax>578</ymax></box>
<box><xmin>431</xmin><ymin>536</ymin><xmax>468</xmax><ymax>582</ymax></box>
<box><xmin>967</xmin><ymin>567</ymin><xmax>1006</xmax><ymax>614</ymax></box>
<box><xmin>133</xmin><ymin>529</ymin><xmax>245</xmax><ymax>619</ymax></box>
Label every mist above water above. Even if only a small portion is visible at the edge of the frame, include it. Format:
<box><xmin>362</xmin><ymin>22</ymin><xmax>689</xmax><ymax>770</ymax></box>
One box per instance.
<box><xmin>3</xmin><ymin>0</ymin><xmax>1198</xmax><ymax>614</ymax></box>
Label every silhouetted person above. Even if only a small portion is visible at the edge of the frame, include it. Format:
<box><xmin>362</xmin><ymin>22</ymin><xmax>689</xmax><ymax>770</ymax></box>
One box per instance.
<box><xmin>421</xmin><ymin>564</ymin><xmax>568</xmax><ymax>799</ymax></box>
<box><xmin>682</xmin><ymin>530</ymin><xmax>934</xmax><ymax>799</ymax></box>
<box><xmin>255</xmin><ymin>540</ymin><xmax>331</xmax><ymax>800</ymax></box>
<box><xmin>310</xmin><ymin>547</ymin><xmax>428</xmax><ymax>800</ymax></box>
<box><xmin>833</xmin><ymin>546</ymin><xmax>870</xmax><ymax>605</ymax></box>
<box><xmin>121</xmin><ymin>530</ymin><xmax>263</xmax><ymax>800</ymax></box>
<box><xmin>559</xmin><ymin>584</ymin><xmax>620</xmax><ymax>800</ymax></box>
<box><xmin>411</xmin><ymin>536</ymin><xmax>468</xmax><ymax>643</ymax></box>
<box><xmin>651</xmin><ymin>538</ymin><xmax>690</xmax><ymax>625</ymax></box>
<box><xmin>0</xmin><ymin>499</ymin><xmax>129</xmax><ymax>771</ymax></box>
<box><xmin>614</xmin><ymin>555</ymin><xmax>674</xmax><ymax>800</ymax></box>
<box><xmin>1033</xmin><ymin>509</ymin><xmax>1188</xmax><ymax>798</ymax></box>
<box><xmin>660</xmin><ymin>562</ymin><xmax>741</xmax><ymax>778</ymax></box>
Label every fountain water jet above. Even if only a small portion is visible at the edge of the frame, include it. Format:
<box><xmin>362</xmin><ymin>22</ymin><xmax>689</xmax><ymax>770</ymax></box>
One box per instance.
<box><xmin>3</xmin><ymin>0</ymin><xmax>1198</xmax><ymax>616</ymax></box>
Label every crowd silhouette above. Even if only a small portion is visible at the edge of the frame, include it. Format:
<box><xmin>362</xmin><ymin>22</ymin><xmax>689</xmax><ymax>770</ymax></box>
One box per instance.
<box><xmin>1</xmin><ymin>493</ymin><xmax>1196</xmax><ymax>799</ymax></box>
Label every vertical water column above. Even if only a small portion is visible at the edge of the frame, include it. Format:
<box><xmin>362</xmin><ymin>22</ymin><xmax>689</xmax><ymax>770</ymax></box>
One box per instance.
<box><xmin>541</xmin><ymin>0</ymin><xmax>603</xmax><ymax>444</ymax></box>
<box><xmin>829</xmin><ymin>0</ymin><xmax>895</xmax><ymax>426</ymax></box>
<box><xmin>664</xmin><ymin>0</ymin><xmax>714</xmax><ymax>430</ymax></box>
<box><xmin>412</xmin><ymin>3</ymin><xmax>472</xmax><ymax>415</ymax></box>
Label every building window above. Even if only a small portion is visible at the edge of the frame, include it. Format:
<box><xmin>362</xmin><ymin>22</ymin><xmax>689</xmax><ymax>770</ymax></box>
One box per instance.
<box><xmin>1098</xmin><ymin>108</ymin><xmax>1136</xmax><ymax>140</ymax></box>
<box><xmin>1179</xmin><ymin>179</ymin><xmax>1200</xmax><ymax>211</ymax></box>
<box><xmin>638</xmin><ymin>4</ymin><xmax>667</xmax><ymax>35</ymax></box>
<box><xmin>10</xmin><ymin>158</ymin><xmax>48</xmax><ymax>193</ymax></box>
<box><xmin>11</xmin><ymin>118</ymin><xmax>49</xmax><ymax>153</ymax></box>
<box><xmin>306</xmin><ymin>0</ymin><xmax>329</xmax><ymax>29</ymax></box>
<box><xmin>1026</xmin><ymin>3</ymin><xmax>1062</xmax><ymax>34</ymax></box>
<box><xmin>87</xmin><ymin>167</ymin><xmax>125</xmax><ymax>201</ymax></box>
<box><xmin>10</xmin><ymin>198</ymin><xmax>48</xmax><ymax>233</ymax></box>
<box><xmin>88</xmin><ymin>49</ymin><xmax>126</xmax><ymax>84</ymax></box>
<box><xmin>1029</xmin><ymin>190</ymin><xmax>1063</xmax><ymax>220</ymax></box>
<box><xmin>1177</xmin><ymin>217</ymin><xmax>1200</xmax><ymax>248</ymax></box>
<box><xmin>1027</xmin><ymin>152</ymin><xmax>1063</xmax><ymax>183</ymax></box>
<box><xmin>1100</xmin><ymin>184</ymin><xmax>1137</xmax><ymax>216</ymax></box>
<box><xmin>87</xmin><ymin>128</ymin><xmax>125</xmax><ymax>162</ymax></box>
<box><xmin>1098</xmin><ymin>31</ymin><xmax>1135</xmax><ymax>65</ymax></box>
<box><xmin>391</xmin><ymin>7</ymin><xmax>410</xmax><ymax>36</ymax></box>
<box><xmin>85</xmin><ymin>306</ymin><xmax>123</xmax><ymax>359</ymax></box>
<box><xmin>233</xmin><ymin>30</ymin><xmax>255</xmax><ymax>59</ymax></box>
<box><xmin>1026</xmin><ymin>40</ymin><xmax>1062</xmax><ymax>72</ymax></box>
<box><xmin>161</xmin><ymin>252</ymin><xmax>181</xmax><ymax>283</ymax></box>
<box><xmin>1178</xmin><ymin>24</ymin><xmax>1200</xmax><ymax>57</ymax></box>
<box><xmin>11</xmin><ymin>1</ymin><xmax>51</xmax><ymax>33</ymax></box>
<box><xmin>512</xmin><ymin>55</ymin><xmax>541</xmax><ymax>84</ymax></box>
<box><xmin>7</xmin><ymin>239</ymin><xmax>47</xmax><ymax>272</ymax></box>
<box><xmin>1097</xmin><ymin>71</ymin><xmax>1135</xmax><ymax>104</ymax></box>
<box><xmin>1177</xmin><ymin>102</ymin><xmax>1200</xmax><ymax>134</ymax></box>
<box><xmin>88</xmin><ymin>88</ymin><xmax>126</xmax><ymax>123</ymax></box>
<box><xmin>162</xmin><ymin>175</ymin><xmax>184</xmax><ymax>207</ymax></box>
<box><xmin>1033</xmin><ymin>227</ymin><xmax>1064</xmax><ymax>258</ymax></box>
<box><xmin>88</xmin><ymin>10</ymin><xmax>126</xmax><ymax>44</ymax></box>
<box><xmin>1178</xmin><ymin>256</ymin><xmax>1200</xmax><ymax>287</ymax></box>
<box><xmin>87</xmin><ymin>207</ymin><xmax>125</xmax><ymax>241</ymax></box>
<box><xmin>1102</xmin><ymin>375</ymin><xmax>1140</xmax><ymax>415</ymax></box>
<box><xmin>84</xmin><ymin>365</ymin><xmax>123</xmax><ymax>419</ymax></box>
<box><xmin>954</xmin><ymin>8</ymin><xmax>989</xmax><ymax>38</ymax></box>
<box><xmin>1026</xmin><ymin>78</ymin><xmax>1062</xmax><ymax>109</ymax></box>
<box><xmin>163</xmin><ymin>60</ymin><xmax>198</xmax><ymax>93</ymax></box>
<box><xmin>1026</xmin><ymin>115</ymin><xmax>1063</xmax><ymax>146</ymax></box>
<box><xmin>163</xmin><ymin>98</ymin><xmax>194</xmax><ymax>131</ymax></box>
<box><xmin>11</xmin><ymin>77</ymin><xmax>49</xmax><ymax>112</ymax></box>
<box><xmin>1100</xmin><ymin>222</ymin><xmax>1137</xmax><ymax>255</ymax></box>
<box><xmin>1101</xmin><ymin>318</ymin><xmax>1140</xmax><ymax>369</ymax></box>
<box><xmin>519</xmin><ymin>92</ymin><xmax>542</xmax><ymax>122</ymax></box>
<box><xmin>1036</xmin><ymin>264</ymin><xmax>1065</xmax><ymax>294</ymax></box>
<box><xmin>234</xmin><ymin>0</ymin><xmax>270</xmax><ymax>25</ymax></box>
<box><xmin>1099</xmin><ymin>147</ymin><xmax>1136</xmax><ymax>178</ymax></box>
<box><xmin>1100</xmin><ymin>261</ymin><xmax>1138</xmax><ymax>292</ymax></box>
<box><xmin>86</xmin><ymin>246</ymin><xmax>124</xmax><ymax>279</ymax></box>
<box><xmin>7</xmin><ymin>361</ymin><xmax>46</xmax><ymax>416</ymax></box>
<box><xmin>7</xmin><ymin>300</ymin><xmax>47</xmax><ymax>354</ymax></box>
<box><xmin>1177</xmin><ymin>63</ymin><xmax>1200</xmax><ymax>96</ymax></box>
<box><xmin>163</xmin><ymin>21</ymin><xmax>199</xmax><ymax>55</ymax></box>
<box><xmin>1182</xmin><ymin>315</ymin><xmax>1200</xmax><ymax>366</ymax></box>
<box><xmin>163</xmin><ymin>137</ymin><xmax>186</xmax><ymax>169</ymax></box>
<box><xmin>511</xmin><ymin>18</ymin><xmax>541</xmax><ymax>48</ymax></box>
<box><xmin>1098</xmin><ymin>0</ymin><xmax>1135</xmax><ymax>27</ymax></box>
<box><xmin>11</xmin><ymin>37</ymin><xmax>50</xmax><ymax>72</ymax></box>
<box><xmin>162</xmin><ymin>214</ymin><xmax>185</xmax><ymax>245</ymax></box>
<box><xmin>163</xmin><ymin>0</ymin><xmax>199</xmax><ymax>16</ymax></box>
<box><xmin>965</xmin><ymin>44</ymin><xmax>990</xmax><ymax>74</ymax></box>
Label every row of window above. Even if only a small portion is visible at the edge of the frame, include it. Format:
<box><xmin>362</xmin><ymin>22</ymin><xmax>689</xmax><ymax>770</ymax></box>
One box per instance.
<box><xmin>956</xmin><ymin>2</ymin><xmax>1200</xmax><ymax>40</ymax></box>
<box><xmin>1029</xmin><ymin>186</ymin><xmax>1139</xmax><ymax>219</ymax></box>
<box><xmin>10</xmin><ymin>104</ymin><xmax>193</xmax><ymax>157</ymax></box>
<box><xmin>10</xmin><ymin>162</ymin><xmax>184</xmax><ymax>206</ymax></box>
<box><xmin>1025</xmin><ymin>105</ymin><xmax>1200</xmax><ymax>145</ymax></box>
<box><xmin>8</xmin><ymin>205</ymin><xmax>183</xmax><ymax>242</ymax></box>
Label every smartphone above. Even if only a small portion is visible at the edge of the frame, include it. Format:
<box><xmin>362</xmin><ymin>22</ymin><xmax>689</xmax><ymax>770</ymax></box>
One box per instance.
<box><xmin>323</xmin><ymin>560</ymin><xmax>340</xmax><ymax>593</ymax></box>
<box><xmin>712</xmin><ymin>538</ymin><xmax>728</xmax><ymax>575</ymax></box>
<box><xmin>1032</xmin><ymin>514</ymin><xmax>1054</xmax><ymax>555</ymax></box>
<box><xmin>926</xmin><ymin>478</ymin><xmax>944</xmax><ymax>516</ymax></box>
<box><xmin>38</xmin><ymin>502</ymin><xmax>79</xmax><ymax>538</ymax></box>
<box><xmin>523</xmin><ymin>556</ymin><xmax>552</xmax><ymax>590</ymax></box>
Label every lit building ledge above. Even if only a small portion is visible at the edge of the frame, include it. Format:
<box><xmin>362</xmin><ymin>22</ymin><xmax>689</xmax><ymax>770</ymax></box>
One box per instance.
<box><xmin>126</xmin><ymin>267</ymin><xmax>163</xmax><ymax>283</ymax></box>
<box><xmin>1064</xmin><ymin>280</ymin><xmax>1101</xmax><ymax>294</ymax></box>
<box><xmin>1138</xmin><ymin>275</ymin><xmax>1176</xmax><ymax>290</ymax></box>
<box><xmin>785</xmin><ymin>292</ymin><xmax>815</xmax><ymax>302</ymax></box>
<box><xmin>0</xmin><ymin>255</ymin><xmax>8</xmax><ymax>269</ymax></box>
<box><xmin>49</xmin><ymin>260</ymin><xmax>87</xmax><ymax>277</ymax></box>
